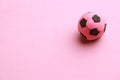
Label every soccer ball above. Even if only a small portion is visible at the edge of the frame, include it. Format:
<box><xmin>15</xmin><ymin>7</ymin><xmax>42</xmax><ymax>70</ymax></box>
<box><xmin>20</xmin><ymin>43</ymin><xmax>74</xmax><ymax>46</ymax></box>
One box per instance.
<box><xmin>78</xmin><ymin>12</ymin><xmax>107</xmax><ymax>41</ymax></box>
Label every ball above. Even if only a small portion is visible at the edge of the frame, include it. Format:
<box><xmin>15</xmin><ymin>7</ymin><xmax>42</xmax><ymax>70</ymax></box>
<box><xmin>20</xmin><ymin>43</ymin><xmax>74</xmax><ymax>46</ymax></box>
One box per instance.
<box><xmin>78</xmin><ymin>12</ymin><xmax>107</xmax><ymax>41</ymax></box>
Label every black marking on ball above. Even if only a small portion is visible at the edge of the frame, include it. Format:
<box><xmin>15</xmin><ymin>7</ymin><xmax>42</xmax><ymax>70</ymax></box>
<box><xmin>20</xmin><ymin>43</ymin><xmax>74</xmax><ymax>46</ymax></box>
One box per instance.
<box><xmin>90</xmin><ymin>28</ymin><xmax>100</xmax><ymax>36</ymax></box>
<box><xmin>104</xmin><ymin>24</ymin><xmax>107</xmax><ymax>32</ymax></box>
<box><xmin>80</xmin><ymin>18</ymin><xmax>87</xmax><ymax>28</ymax></box>
<box><xmin>80</xmin><ymin>32</ymin><xmax>87</xmax><ymax>39</ymax></box>
<box><xmin>92</xmin><ymin>15</ymin><xmax>101</xmax><ymax>22</ymax></box>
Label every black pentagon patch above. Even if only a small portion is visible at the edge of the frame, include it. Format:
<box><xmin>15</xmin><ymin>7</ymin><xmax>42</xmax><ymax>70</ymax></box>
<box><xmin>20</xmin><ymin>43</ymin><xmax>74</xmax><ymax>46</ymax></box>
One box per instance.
<box><xmin>90</xmin><ymin>28</ymin><xmax>99</xmax><ymax>36</ymax></box>
<box><xmin>104</xmin><ymin>24</ymin><xmax>107</xmax><ymax>32</ymax></box>
<box><xmin>80</xmin><ymin>18</ymin><xmax>87</xmax><ymax>28</ymax></box>
<box><xmin>80</xmin><ymin>32</ymin><xmax>87</xmax><ymax>39</ymax></box>
<box><xmin>92</xmin><ymin>15</ymin><xmax>101</xmax><ymax>22</ymax></box>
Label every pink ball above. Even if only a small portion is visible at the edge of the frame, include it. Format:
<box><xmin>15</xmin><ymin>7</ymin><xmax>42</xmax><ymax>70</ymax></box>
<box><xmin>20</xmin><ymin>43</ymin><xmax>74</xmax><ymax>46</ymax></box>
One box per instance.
<box><xmin>78</xmin><ymin>12</ymin><xmax>106</xmax><ymax>41</ymax></box>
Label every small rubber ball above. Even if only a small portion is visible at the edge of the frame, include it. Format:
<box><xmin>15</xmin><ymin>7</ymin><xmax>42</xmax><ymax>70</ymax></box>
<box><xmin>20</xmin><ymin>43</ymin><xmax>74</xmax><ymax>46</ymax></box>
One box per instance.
<box><xmin>78</xmin><ymin>12</ymin><xmax>107</xmax><ymax>41</ymax></box>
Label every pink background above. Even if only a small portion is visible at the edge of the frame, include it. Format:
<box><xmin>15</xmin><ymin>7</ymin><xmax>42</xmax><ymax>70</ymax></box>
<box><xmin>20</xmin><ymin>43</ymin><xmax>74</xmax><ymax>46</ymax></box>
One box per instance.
<box><xmin>0</xmin><ymin>0</ymin><xmax>120</xmax><ymax>80</ymax></box>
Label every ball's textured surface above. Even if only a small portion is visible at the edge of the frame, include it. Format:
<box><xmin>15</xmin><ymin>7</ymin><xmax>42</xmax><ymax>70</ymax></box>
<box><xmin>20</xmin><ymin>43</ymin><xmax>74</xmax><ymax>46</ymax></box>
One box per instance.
<box><xmin>78</xmin><ymin>12</ymin><xmax>107</xmax><ymax>41</ymax></box>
